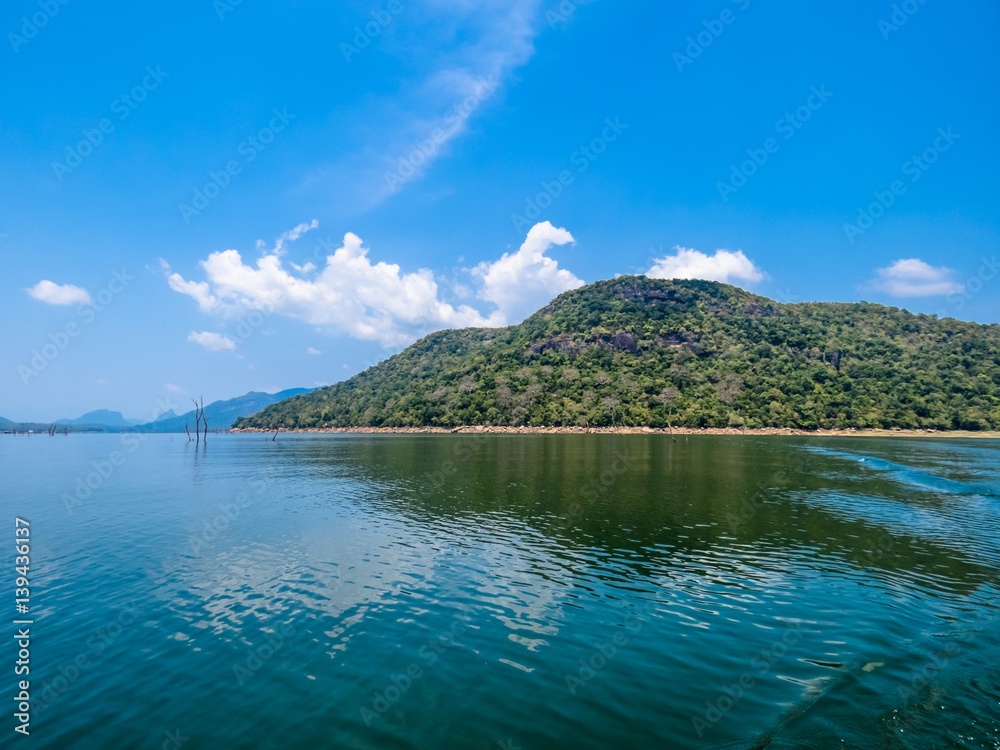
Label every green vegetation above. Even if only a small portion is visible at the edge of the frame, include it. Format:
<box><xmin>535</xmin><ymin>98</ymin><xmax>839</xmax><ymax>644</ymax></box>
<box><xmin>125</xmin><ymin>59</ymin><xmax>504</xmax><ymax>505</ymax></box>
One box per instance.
<box><xmin>236</xmin><ymin>277</ymin><xmax>1000</xmax><ymax>431</ymax></box>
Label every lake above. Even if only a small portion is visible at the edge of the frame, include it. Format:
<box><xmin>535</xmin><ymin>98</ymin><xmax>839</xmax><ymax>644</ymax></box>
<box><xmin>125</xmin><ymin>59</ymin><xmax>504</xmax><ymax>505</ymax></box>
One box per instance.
<box><xmin>3</xmin><ymin>433</ymin><xmax>999</xmax><ymax>749</ymax></box>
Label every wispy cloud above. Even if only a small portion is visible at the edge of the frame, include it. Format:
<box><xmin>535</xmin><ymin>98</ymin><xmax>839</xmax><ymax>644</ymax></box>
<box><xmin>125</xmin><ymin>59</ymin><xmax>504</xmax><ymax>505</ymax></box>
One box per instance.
<box><xmin>869</xmin><ymin>258</ymin><xmax>964</xmax><ymax>297</ymax></box>
<box><xmin>188</xmin><ymin>331</ymin><xmax>238</xmax><ymax>352</ymax></box>
<box><xmin>302</xmin><ymin>0</ymin><xmax>551</xmax><ymax>211</ymax></box>
<box><xmin>25</xmin><ymin>280</ymin><xmax>92</xmax><ymax>305</ymax></box>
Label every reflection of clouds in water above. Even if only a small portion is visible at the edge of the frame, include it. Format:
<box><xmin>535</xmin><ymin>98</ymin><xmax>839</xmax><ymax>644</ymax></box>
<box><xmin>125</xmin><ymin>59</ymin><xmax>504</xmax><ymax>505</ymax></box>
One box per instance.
<box><xmin>480</xmin><ymin>538</ymin><xmax>568</xmax><ymax>636</ymax></box>
<box><xmin>162</xmin><ymin>512</ymin><xmax>435</xmax><ymax>662</ymax></box>
<box><xmin>642</xmin><ymin>555</ymin><xmax>807</xmax><ymax>632</ymax></box>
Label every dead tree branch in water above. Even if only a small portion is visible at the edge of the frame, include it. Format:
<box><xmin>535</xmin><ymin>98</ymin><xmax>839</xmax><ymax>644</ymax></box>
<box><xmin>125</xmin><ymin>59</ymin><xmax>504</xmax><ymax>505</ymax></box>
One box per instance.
<box><xmin>191</xmin><ymin>397</ymin><xmax>208</xmax><ymax>444</ymax></box>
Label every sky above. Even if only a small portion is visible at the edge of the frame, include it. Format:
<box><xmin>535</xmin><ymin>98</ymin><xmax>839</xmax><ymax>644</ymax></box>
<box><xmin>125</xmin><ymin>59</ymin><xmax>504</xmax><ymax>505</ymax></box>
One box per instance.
<box><xmin>2</xmin><ymin>0</ymin><xmax>998</xmax><ymax>421</ymax></box>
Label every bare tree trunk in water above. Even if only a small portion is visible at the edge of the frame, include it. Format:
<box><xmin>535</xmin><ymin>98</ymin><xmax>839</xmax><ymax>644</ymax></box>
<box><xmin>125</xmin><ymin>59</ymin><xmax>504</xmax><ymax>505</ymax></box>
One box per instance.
<box><xmin>192</xmin><ymin>398</ymin><xmax>203</xmax><ymax>444</ymax></box>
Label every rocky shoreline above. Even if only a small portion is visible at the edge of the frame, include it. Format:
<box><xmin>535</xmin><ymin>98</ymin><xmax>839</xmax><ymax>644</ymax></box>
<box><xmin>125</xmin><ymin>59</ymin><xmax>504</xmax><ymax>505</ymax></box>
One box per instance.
<box><xmin>231</xmin><ymin>425</ymin><xmax>1000</xmax><ymax>439</ymax></box>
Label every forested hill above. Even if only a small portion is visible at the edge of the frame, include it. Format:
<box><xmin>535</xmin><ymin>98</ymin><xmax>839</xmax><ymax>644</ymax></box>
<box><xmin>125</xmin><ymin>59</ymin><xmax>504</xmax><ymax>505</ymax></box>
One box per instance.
<box><xmin>235</xmin><ymin>277</ymin><xmax>1000</xmax><ymax>431</ymax></box>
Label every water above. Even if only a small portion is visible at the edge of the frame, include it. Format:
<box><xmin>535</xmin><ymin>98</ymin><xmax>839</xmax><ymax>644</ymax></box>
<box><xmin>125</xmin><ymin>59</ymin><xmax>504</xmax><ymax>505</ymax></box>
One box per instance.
<box><xmin>3</xmin><ymin>433</ymin><xmax>999</xmax><ymax>749</ymax></box>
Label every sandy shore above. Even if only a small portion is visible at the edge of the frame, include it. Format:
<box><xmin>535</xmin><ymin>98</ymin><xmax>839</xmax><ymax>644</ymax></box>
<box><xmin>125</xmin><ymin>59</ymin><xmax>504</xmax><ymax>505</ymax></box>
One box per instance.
<box><xmin>232</xmin><ymin>425</ymin><xmax>1000</xmax><ymax>439</ymax></box>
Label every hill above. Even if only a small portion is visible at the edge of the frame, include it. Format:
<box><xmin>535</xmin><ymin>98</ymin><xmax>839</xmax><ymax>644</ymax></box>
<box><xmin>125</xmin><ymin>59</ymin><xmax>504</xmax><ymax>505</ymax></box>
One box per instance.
<box><xmin>135</xmin><ymin>388</ymin><xmax>313</xmax><ymax>432</ymax></box>
<box><xmin>235</xmin><ymin>277</ymin><xmax>1000</xmax><ymax>431</ymax></box>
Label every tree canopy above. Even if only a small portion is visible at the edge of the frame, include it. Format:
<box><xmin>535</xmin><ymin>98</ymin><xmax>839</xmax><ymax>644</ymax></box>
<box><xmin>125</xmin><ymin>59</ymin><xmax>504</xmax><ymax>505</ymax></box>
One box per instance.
<box><xmin>236</xmin><ymin>277</ymin><xmax>1000</xmax><ymax>431</ymax></box>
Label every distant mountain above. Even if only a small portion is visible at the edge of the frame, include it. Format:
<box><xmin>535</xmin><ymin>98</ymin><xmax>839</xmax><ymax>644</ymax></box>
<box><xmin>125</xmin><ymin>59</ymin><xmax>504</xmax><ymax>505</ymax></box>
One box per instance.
<box><xmin>135</xmin><ymin>388</ymin><xmax>313</xmax><ymax>432</ymax></box>
<box><xmin>0</xmin><ymin>390</ymin><xmax>311</xmax><ymax>434</ymax></box>
<box><xmin>55</xmin><ymin>409</ymin><xmax>140</xmax><ymax>428</ymax></box>
<box><xmin>236</xmin><ymin>277</ymin><xmax>1000</xmax><ymax>431</ymax></box>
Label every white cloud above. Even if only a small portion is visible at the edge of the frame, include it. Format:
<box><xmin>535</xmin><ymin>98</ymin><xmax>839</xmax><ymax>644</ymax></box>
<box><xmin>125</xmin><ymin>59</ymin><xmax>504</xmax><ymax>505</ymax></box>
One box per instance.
<box><xmin>306</xmin><ymin>347</ymin><xmax>322</xmax><ymax>356</ymax></box>
<box><xmin>257</xmin><ymin>220</ymin><xmax>319</xmax><ymax>257</ymax></box>
<box><xmin>166</xmin><ymin>273</ymin><xmax>218</xmax><ymax>313</ymax></box>
<box><xmin>870</xmin><ymin>258</ymin><xmax>964</xmax><ymax>297</ymax></box>
<box><xmin>25</xmin><ymin>280</ymin><xmax>92</xmax><ymax>305</ymax></box>
<box><xmin>166</xmin><ymin>221</ymin><xmax>585</xmax><ymax>348</ymax></box>
<box><xmin>168</xmin><ymin>222</ymin><xmax>497</xmax><ymax>347</ymax></box>
<box><xmin>305</xmin><ymin>0</ymin><xmax>551</xmax><ymax>210</ymax></box>
<box><xmin>646</xmin><ymin>247</ymin><xmax>765</xmax><ymax>285</ymax></box>
<box><xmin>188</xmin><ymin>331</ymin><xmax>238</xmax><ymax>352</ymax></box>
<box><xmin>472</xmin><ymin>221</ymin><xmax>583</xmax><ymax>323</ymax></box>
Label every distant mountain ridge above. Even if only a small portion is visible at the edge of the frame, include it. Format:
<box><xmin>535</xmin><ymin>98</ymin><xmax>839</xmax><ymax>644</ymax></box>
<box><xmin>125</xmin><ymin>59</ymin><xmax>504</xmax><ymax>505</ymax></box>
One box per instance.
<box><xmin>236</xmin><ymin>277</ymin><xmax>1000</xmax><ymax>431</ymax></box>
<box><xmin>134</xmin><ymin>388</ymin><xmax>312</xmax><ymax>432</ymax></box>
<box><xmin>55</xmin><ymin>409</ymin><xmax>141</xmax><ymax>428</ymax></box>
<box><xmin>1</xmin><ymin>388</ymin><xmax>312</xmax><ymax>433</ymax></box>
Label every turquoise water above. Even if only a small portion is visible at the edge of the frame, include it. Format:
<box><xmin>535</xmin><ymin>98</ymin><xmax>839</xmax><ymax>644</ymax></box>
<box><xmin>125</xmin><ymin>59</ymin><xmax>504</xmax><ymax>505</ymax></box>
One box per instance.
<box><xmin>3</xmin><ymin>434</ymin><xmax>999</xmax><ymax>748</ymax></box>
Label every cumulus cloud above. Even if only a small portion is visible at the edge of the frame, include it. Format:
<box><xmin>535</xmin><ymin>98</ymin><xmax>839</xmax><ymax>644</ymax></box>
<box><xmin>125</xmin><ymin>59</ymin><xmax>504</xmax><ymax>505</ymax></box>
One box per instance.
<box><xmin>473</xmin><ymin>221</ymin><xmax>583</xmax><ymax>323</ymax></box>
<box><xmin>870</xmin><ymin>258</ymin><xmax>965</xmax><ymax>297</ymax></box>
<box><xmin>167</xmin><ymin>222</ymin><xmax>497</xmax><ymax>347</ymax></box>
<box><xmin>188</xmin><ymin>331</ymin><xmax>238</xmax><ymax>352</ymax></box>
<box><xmin>306</xmin><ymin>347</ymin><xmax>322</xmax><ymax>356</ymax></box>
<box><xmin>25</xmin><ymin>280</ymin><xmax>92</xmax><ymax>305</ymax></box>
<box><xmin>166</xmin><ymin>221</ymin><xmax>585</xmax><ymax>348</ymax></box>
<box><xmin>646</xmin><ymin>247</ymin><xmax>765</xmax><ymax>285</ymax></box>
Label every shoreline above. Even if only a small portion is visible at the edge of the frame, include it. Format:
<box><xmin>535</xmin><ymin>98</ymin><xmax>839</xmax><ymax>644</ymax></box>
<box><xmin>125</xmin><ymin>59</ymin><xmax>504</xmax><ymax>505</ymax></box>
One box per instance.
<box><xmin>231</xmin><ymin>426</ymin><xmax>1000</xmax><ymax>439</ymax></box>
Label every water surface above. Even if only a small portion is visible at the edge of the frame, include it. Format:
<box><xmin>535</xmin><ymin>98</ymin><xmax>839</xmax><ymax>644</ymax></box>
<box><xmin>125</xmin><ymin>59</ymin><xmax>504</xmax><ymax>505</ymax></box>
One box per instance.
<box><xmin>3</xmin><ymin>434</ymin><xmax>999</xmax><ymax>748</ymax></box>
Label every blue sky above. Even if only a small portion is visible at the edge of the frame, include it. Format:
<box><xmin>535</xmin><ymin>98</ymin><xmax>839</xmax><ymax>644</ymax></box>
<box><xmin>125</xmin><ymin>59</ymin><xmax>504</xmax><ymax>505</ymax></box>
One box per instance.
<box><xmin>2</xmin><ymin>0</ymin><xmax>998</xmax><ymax>421</ymax></box>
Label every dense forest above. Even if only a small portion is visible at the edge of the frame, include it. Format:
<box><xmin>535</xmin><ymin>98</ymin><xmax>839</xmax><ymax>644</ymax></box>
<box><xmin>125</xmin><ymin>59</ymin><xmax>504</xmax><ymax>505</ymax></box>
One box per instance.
<box><xmin>236</xmin><ymin>277</ymin><xmax>1000</xmax><ymax>431</ymax></box>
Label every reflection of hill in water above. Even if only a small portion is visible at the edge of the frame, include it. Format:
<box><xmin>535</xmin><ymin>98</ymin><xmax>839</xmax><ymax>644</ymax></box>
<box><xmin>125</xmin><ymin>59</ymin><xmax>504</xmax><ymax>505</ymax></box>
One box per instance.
<box><xmin>276</xmin><ymin>435</ymin><xmax>1000</xmax><ymax>598</ymax></box>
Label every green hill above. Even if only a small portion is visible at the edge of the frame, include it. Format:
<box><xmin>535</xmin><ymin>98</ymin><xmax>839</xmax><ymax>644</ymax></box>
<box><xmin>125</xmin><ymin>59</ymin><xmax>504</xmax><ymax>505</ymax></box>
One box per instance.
<box><xmin>235</xmin><ymin>277</ymin><xmax>1000</xmax><ymax>431</ymax></box>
